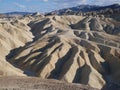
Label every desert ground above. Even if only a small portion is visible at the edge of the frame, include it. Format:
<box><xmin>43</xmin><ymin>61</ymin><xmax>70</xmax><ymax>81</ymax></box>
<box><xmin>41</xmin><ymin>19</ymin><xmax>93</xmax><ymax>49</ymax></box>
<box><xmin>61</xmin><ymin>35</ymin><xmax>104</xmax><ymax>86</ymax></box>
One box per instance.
<box><xmin>0</xmin><ymin>11</ymin><xmax>120</xmax><ymax>90</ymax></box>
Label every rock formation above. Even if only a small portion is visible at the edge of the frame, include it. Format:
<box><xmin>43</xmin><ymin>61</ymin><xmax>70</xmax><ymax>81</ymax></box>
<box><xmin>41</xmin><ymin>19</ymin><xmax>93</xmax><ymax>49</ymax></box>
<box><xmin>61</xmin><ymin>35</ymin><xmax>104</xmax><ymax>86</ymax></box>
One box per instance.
<box><xmin>0</xmin><ymin>14</ymin><xmax>120</xmax><ymax>89</ymax></box>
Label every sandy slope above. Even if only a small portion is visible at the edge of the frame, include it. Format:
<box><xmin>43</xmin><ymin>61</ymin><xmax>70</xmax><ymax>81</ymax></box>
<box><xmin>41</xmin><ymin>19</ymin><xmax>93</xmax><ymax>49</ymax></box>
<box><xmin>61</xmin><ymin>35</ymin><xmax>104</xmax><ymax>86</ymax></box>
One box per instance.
<box><xmin>0</xmin><ymin>18</ymin><xmax>34</xmax><ymax>76</ymax></box>
<box><xmin>0</xmin><ymin>15</ymin><xmax>120</xmax><ymax>89</ymax></box>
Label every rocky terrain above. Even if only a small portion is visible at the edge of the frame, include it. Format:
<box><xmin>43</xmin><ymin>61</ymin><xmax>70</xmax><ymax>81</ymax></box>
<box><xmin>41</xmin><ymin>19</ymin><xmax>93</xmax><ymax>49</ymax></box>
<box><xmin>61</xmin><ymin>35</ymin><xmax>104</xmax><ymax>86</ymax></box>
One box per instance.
<box><xmin>0</xmin><ymin>11</ymin><xmax>120</xmax><ymax>90</ymax></box>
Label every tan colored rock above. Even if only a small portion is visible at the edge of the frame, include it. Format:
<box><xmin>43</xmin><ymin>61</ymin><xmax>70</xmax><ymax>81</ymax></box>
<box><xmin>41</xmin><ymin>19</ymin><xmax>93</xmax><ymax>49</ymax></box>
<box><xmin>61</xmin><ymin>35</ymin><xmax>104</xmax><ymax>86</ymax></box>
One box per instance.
<box><xmin>0</xmin><ymin>15</ymin><xmax>120</xmax><ymax>89</ymax></box>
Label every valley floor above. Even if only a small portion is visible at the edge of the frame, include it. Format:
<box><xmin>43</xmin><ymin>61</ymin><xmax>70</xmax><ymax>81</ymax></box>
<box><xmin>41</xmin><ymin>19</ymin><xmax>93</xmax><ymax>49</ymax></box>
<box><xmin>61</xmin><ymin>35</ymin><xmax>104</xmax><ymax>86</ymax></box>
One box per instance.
<box><xmin>0</xmin><ymin>77</ymin><xmax>99</xmax><ymax>90</ymax></box>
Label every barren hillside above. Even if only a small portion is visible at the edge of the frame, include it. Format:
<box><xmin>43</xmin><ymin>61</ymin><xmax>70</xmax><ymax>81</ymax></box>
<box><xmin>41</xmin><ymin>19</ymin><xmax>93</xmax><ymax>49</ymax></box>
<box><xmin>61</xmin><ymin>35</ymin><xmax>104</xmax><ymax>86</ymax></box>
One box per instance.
<box><xmin>0</xmin><ymin>14</ymin><xmax>120</xmax><ymax>90</ymax></box>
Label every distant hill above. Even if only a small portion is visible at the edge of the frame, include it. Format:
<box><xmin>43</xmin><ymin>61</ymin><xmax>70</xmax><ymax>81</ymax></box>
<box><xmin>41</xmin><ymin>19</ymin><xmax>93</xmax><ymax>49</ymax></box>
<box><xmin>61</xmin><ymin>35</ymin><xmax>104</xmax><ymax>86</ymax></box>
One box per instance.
<box><xmin>4</xmin><ymin>12</ymin><xmax>33</xmax><ymax>16</ymax></box>
<box><xmin>46</xmin><ymin>4</ymin><xmax>120</xmax><ymax>15</ymax></box>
